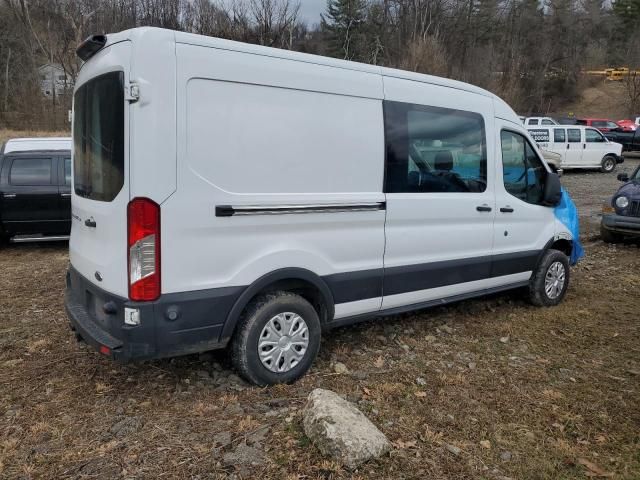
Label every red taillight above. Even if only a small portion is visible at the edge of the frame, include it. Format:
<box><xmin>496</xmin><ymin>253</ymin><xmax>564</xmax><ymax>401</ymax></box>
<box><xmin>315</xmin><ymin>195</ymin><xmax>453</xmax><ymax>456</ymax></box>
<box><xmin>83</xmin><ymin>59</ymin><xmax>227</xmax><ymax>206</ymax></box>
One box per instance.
<box><xmin>127</xmin><ymin>197</ymin><xmax>160</xmax><ymax>301</ymax></box>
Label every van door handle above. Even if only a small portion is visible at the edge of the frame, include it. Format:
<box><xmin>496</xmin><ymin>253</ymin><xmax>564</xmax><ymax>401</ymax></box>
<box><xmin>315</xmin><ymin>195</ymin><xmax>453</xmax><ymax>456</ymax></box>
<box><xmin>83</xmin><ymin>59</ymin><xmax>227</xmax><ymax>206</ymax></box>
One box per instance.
<box><xmin>84</xmin><ymin>218</ymin><xmax>96</xmax><ymax>228</ymax></box>
<box><xmin>60</xmin><ymin>193</ymin><xmax>71</xmax><ymax>197</ymax></box>
<box><xmin>476</xmin><ymin>205</ymin><xmax>492</xmax><ymax>212</ymax></box>
<box><xmin>583</xmin><ymin>143</ymin><xmax>586</xmax><ymax>149</ymax></box>
<box><xmin>566</xmin><ymin>144</ymin><xmax>570</xmax><ymax>149</ymax></box>
<box><xmin>500</xmin><ymin>207</ymin><xmax>514</xmax><ymax>213</ymax></box>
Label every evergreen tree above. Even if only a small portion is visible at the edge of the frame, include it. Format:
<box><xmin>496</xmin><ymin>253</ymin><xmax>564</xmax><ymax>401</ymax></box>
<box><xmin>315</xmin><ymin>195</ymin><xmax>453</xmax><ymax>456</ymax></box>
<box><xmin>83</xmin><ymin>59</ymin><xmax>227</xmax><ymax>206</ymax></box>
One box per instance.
<box><xmin>321</xmin><ymin>0</ymin><xmax>368</xmax><ymax>61</ymax></box>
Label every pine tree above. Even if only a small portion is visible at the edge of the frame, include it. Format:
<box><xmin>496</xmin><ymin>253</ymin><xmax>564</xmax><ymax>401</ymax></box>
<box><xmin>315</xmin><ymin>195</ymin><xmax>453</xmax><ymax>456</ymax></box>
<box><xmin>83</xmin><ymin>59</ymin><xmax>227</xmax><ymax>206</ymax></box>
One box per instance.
<box><xmin>321</xmin><ymin>0</ymin><xmax>367</xmax><ymax>61</ymax></box>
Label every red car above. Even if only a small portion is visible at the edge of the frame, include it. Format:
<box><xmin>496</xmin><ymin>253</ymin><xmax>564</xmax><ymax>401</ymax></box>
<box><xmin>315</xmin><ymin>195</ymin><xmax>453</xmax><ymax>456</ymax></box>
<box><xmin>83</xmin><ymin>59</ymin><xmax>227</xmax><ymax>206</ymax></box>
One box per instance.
<box><xmin>576</xmin><ymin>118</ymin><xmax>622</xmax><ymax>132</ymax></box>
<box><xmin>617</xmin><ymin>119</ymin><xmax>639</xmax><ymax>132</ymax></box>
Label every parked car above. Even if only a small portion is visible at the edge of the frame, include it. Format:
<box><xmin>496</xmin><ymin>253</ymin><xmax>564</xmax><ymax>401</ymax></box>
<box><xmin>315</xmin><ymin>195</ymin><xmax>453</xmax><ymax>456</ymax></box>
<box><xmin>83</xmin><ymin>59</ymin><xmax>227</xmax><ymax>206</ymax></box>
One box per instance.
<box><xmin>66</xmin><ymin>27</ymin><xmax>574</xmax><ymax>386</ymax></box>
<box><xmin>524</xmin><ymin>116</ymin><xmax>558</xmax><ymax>126</ymax></box>
<box><xmin>603</xmin><ymin>128</ymin><xmax>640</xmax><ymax>152</ymax></box>
<box><xmin>540</xmin><ymin>149</ymin><xmax>563</xmax><ymax>175</ymax></box>
<box><xmin>0</xmin><ymin>137</ymin><xmax>71</xmax><ymax>243</ymax></box>
<box><xmin>601</xmin><ymin>166</ymin><xmax>640</xmax><ymax>243</ymax></box>
<box><xmin>527</xmin><ymin>125</ymin><xmax>623</xmax><ymax>172</ymax></box>
<box><xmin>616</xmin><ymin>119</ymin><xmax>638</xmax><ymax>132</ymax></box>
<box><xmin>576</xmin><ymin>118</ymin><xmax>621</xmax><ymax>133</ymax></box>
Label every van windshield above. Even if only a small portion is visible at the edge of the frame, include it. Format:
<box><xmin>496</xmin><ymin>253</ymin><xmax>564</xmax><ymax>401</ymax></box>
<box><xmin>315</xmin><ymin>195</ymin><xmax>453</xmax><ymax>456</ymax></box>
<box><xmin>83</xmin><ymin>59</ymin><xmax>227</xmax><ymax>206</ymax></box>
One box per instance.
<box><xmin>73</xmin><ymin>71</ymin><xmax>124</xmax><ymax>202</ymax></box>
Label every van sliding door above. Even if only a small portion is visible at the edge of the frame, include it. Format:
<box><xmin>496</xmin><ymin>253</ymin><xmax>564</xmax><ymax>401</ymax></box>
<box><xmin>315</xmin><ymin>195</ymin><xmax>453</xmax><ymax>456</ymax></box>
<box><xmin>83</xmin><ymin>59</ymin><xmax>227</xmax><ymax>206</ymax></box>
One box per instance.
<box><xmin>381</xmin><ymin>78</ymin><xmax>497</xmax><ymax>309</ymax></box>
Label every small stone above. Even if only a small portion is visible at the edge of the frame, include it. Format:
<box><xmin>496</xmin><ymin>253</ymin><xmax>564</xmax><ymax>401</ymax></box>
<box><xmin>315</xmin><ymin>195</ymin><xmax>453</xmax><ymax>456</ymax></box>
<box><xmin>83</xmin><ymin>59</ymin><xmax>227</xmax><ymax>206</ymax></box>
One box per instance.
<box><xmin>109</xmin><ymin>416</ymin><xmax>142</xmax><ymax>438</ymax></box>
<box><xmin>424</xmin><ymin>335</ymin><xmax>436</xmax><ymax>342</ymax></box>
<box><xmin>500</xmin><ymin>336</ymin><xmax>510</xmax><ymax>343</ymax></box>
<box><xmin>247</xmin><ymin>426</ymin><xmax>270</xmax><ymax>446</ymax></box>
<box><xmin>416</xmin><ymin>377</ymin><xmax>427</xmax><ymax>386</ymax></box>
<box><xmin>479</xmin><ymin>440</ymin><xmax>491</xmax><ymax>449</ymax></box>
<box><xmin>213</xmin><ymin>431</ymin><xmax>232</xmax><ymax>448</ymax></box>
<box><xmin>401</xmin><ymin>344</ymin><xmax>410</xmax><ymax>352</ymax></box>
<box><xmin>468</xmin><ymin>362</ymin><xmax>477</xmax><ymax>370</ymax></box>
<box><xmin>334</xmin><ymin>362</ymin><xmax>349</xmax><ymax>374</ymax></box>
<box><xmin>445</xmin><ymin>444</ymin><xmax>461</xmax><ymax>456</ymax></box>
<box><xmin>440</xmin><ymin>325</ymin><xmax>454</xmax><ymax>334</ymax></box>
<box><xmin>352</xmin><ymin>370</ymin><xmax>369</xmax><ymax>380</ymax></box>
<box><xmin>222</xmin><ymin>443</ymin><xmax>265</xmax><ymax>468</ymax></box>
<box><xmin>196</xmin><ymin>370</ymin><xmax>211</xmax><ymax>380</ymax></box>
<box><xmin>500</xmin><ymin>451</ymin><xmax>512</xmax><ymax>461</ymax></box>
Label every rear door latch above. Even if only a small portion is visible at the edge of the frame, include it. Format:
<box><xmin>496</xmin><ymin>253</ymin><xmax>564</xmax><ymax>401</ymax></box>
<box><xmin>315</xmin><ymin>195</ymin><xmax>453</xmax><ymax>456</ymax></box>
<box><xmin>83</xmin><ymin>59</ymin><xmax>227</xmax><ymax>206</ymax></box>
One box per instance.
<box><xmin>125</xmin><ymin>82</ymin><xmax>140</xmax><ymax>103</ymax></box>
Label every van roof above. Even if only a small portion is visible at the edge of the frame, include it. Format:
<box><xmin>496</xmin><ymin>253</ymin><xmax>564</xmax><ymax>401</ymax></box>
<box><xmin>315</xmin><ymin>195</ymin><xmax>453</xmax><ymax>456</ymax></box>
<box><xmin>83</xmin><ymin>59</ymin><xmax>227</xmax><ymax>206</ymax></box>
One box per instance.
<box><xmin>2</xmin><ymin>137</ymin><xmax>72</xmax><ymax>154</ymax></box>
<box><xmin>99</xmin><ymin>27</ymin><xmax>519</xmax><ymax>123</ymax></box>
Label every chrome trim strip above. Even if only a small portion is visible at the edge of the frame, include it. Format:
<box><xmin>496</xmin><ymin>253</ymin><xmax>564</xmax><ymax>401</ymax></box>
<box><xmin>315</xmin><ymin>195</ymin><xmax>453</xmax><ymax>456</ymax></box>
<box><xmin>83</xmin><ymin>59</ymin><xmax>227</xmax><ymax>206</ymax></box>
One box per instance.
<box><xmin>216</xmin><ymin>202</ymin><xmax>386</xmax><ymax>217</ymax></box>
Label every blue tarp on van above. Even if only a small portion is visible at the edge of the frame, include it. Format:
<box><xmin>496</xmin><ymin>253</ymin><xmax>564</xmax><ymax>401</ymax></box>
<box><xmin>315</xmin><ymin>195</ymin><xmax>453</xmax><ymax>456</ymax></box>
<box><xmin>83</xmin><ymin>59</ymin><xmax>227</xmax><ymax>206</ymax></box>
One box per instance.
<box><xmin>555</xmin><ymin>188</ymin><xmax>584</xmax><ymax>265</ymax></box>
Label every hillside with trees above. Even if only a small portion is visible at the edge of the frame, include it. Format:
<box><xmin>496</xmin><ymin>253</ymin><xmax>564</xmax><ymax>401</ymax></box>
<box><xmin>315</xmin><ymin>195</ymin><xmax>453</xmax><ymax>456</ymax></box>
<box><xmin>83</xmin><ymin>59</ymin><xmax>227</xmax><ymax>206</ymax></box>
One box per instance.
<box><xmin>1</xmin><ymin>0</ymin><xmax>639</xmax><ymax>130</ymax></box>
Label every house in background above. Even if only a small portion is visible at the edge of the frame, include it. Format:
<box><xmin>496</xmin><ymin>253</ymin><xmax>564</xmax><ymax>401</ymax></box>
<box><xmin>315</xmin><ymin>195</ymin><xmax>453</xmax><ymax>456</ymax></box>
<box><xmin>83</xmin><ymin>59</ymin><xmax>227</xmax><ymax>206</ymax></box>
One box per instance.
<box><xmin>38</xmin><ymin>63</ymin><xmax>74</xmax><ymax>98</ymax></box>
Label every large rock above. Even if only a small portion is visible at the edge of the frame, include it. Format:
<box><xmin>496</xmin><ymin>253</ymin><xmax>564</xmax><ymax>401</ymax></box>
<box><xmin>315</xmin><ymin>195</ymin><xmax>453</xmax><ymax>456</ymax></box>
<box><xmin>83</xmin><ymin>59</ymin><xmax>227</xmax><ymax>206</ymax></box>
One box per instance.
<box><xmin>302</xmin><ymin>388</ymin><xmax>390</xmax><ymax>469</ymax></box>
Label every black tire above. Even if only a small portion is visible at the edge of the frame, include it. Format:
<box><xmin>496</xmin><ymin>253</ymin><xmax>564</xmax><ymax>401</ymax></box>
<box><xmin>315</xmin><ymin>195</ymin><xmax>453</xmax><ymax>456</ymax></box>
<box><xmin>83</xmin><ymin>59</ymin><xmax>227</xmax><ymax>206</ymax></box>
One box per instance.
<box><xmin>600</xmin><ymin>155</ymin><xmax>617</xmax><ymax>173</ymax></box>
<box><xmin>231</xmin><ymin>291</ymin><xmax>321</xmax><ymax>386</ymax></box>
<box><xmin>528</xmin><ymin>249</ymin><xmax>570</xmax><ymax>307</ymax></box>
<box><xmin>600</xmin><ymin>224</ymin><xmax>622</xmax><ymax>244</ymax></box>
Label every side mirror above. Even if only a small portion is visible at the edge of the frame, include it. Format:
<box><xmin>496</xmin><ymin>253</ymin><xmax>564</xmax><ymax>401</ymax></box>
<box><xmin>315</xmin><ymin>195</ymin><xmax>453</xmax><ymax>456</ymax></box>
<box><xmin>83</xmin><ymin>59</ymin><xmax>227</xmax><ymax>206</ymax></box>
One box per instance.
<box><xmin>617</xmin><ymin>173</ymin><xmax>629</xmax><ymax>182</ymax></box>
<box><xmin>543</xmin><ymin>172</ymin><xmax>562</xmax><ymax>206</ymax></box>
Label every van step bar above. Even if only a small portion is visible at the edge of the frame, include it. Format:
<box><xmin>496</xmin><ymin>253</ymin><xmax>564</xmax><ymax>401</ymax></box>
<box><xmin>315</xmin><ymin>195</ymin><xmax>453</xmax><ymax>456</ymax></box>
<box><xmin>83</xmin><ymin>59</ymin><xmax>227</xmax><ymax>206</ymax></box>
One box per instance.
<box><xmin>10</xmin><ymin>235</ymin><xmax>70</xmax><ymax>243</ymax></box>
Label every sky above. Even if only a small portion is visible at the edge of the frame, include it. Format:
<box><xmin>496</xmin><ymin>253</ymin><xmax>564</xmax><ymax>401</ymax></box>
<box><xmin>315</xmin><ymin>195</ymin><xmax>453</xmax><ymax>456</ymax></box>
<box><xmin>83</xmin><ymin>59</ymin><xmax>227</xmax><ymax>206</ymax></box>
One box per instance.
<box><xmin>298</xmin><ymin>0</ymin><xmax>325</xmax><ymax>26</ymax></box>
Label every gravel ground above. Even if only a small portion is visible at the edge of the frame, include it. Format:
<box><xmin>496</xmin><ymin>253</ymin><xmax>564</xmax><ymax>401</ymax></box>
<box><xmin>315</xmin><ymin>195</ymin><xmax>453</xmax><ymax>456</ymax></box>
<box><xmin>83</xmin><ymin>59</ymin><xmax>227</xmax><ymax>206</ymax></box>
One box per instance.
<box><xmin>0</xmin><ymin>158</ymin><xmax>639</xmax><ymax>479</ymax></box>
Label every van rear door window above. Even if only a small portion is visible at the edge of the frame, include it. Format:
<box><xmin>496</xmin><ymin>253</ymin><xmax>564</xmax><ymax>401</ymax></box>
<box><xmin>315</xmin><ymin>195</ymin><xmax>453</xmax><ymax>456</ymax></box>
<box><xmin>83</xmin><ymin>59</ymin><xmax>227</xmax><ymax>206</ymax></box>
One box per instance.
<box><xmin>553</xmin><ymin>129</ymin><xmax>566</xmax><ymax>142</ymax></box>
<box><xmin>73</xmin><ymin>71</ymin><xmax>124</xmax><ymax>202</ymax></box>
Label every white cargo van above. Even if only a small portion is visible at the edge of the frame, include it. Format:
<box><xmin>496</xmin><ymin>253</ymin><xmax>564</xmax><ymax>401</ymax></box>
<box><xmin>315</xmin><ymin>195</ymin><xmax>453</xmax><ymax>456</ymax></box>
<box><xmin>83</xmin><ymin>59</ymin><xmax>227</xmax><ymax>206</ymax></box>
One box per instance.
<box><xmin>527</xmin><ymin>125</ymin><xmax>623</xmax><ymax>173</ymax></box>
<box><xmin>66</xmin><ymin>28</ymin><xmax>575</xmax><ymax>385</ymax></box>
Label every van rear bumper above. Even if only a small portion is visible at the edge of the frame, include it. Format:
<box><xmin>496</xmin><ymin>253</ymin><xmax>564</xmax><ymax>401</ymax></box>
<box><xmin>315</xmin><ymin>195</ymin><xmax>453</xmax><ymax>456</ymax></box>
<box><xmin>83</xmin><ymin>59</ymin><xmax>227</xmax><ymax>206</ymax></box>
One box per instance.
<box><xmin>65</xmin><ymin>266</ymin><xmax>243</xmax><ymax>361</ymax></box>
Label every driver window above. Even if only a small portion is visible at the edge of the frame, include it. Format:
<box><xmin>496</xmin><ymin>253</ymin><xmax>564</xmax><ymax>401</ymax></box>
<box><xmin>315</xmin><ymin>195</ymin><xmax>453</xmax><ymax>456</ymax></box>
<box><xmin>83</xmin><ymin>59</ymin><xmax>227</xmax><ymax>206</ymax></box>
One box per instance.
<box><xmin>501</xmin><ymin>131</ymin><xmax>547</xmax><ymax>205</ymax></box>
<box><xmin>384</xmin><ymin>100</ymin><xmax>487</xmax><ymax>193</ymax></box>
<box><xmin>585</xmin><ymin>129</ymin><xmax>605</xmax><ymax>143</ymax></box>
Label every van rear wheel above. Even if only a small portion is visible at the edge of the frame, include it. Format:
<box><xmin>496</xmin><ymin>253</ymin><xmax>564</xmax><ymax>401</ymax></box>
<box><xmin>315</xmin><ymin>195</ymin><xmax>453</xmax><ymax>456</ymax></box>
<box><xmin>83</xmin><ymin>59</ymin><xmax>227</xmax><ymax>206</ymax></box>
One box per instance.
<box><xmin>528</xmin><ymin>249</ymin><xmax>570</xmax><ymax>307</ymax></box>
<box><xmin>231</xmin><ymin>291</ymin><xmax>321</xmax><ymax>386</ymax></box>
<box><xmin>601</xmin><ymin>155</ymin><xmax>617</xmax><ymax>173</ymax></box>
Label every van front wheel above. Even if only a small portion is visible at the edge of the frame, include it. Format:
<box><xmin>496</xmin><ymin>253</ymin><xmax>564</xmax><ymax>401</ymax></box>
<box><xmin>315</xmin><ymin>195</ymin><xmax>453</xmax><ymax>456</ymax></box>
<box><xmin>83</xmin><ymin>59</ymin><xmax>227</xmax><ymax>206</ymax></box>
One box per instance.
<box><xmin>528</xmin><ymin>249</ymin><xmax>570</xmax><ymax>307</ymax></box>
<box><xmin>231</xmin><ymin>291</ymin><xmax>321</xmax><ymax>386</ymax></box>
<box><xmin>601</xmin><ymin>155</ymin><xmax>617</xmax><ymax>173</ymax></box>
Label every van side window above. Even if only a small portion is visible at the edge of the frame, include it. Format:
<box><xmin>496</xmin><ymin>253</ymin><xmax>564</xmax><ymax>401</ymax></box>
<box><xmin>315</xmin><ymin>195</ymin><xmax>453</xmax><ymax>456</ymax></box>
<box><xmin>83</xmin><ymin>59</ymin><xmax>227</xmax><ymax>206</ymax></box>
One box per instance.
<box><xmin>500</xmin><ymin>131</ymin><xmax>547</xmax><ymax>205</ymax></box>
<box><xmin>585</xmin><ymin>129</ymin><xmax>605</xmax><ymax>143</ymax></box>
<box><xmin>528</xmin><ymin>119</ymin><xmax>539</xmax><ymax>125</ymax></box>
<box><xmin>567</xmin><ymin>129</ymin><xmax>581</xmax><ymax>143</ymax></box>
<box><xmin>541</xmin><ymin>119</ymin><xmax>555</xmax><ymax>125</ymax></box>
<box><xmin>553</xmin><ymin>129</ymin><xmax>566</xmax><ymax>142</ymax></box>
<box><xmin>384</xmin><ymin>101</ymin><xmax>487</xmax><ymax>193</ymax></box>
<box><xmin>9</xmin><ymin>158</ymin><xmax>52</xmax><ymax>186</ymax></box>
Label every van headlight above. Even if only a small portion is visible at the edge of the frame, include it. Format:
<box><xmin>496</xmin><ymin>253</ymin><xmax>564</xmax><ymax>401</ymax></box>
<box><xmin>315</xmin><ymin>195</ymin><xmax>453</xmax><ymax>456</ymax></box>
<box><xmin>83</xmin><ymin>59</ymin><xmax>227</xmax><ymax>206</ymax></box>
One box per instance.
<box><xmin>615</xmin><ymin>196</ymin><xmax>629</xmax><ymax>209</ymax></box>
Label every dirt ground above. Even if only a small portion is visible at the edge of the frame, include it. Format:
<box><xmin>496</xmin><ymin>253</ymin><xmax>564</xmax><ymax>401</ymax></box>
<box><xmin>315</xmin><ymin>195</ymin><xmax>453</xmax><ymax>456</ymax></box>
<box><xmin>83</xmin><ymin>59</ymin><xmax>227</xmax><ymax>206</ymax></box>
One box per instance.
<box><xmin>1</xmin><ymin>159</ymin><xmax>639</xmax><ymax>480</ymax></box>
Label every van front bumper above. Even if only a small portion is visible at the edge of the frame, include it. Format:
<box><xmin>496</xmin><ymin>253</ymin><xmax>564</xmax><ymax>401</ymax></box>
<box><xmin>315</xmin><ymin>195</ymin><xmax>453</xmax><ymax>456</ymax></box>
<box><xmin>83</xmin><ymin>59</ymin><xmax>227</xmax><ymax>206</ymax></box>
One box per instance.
<box><xmin>65</xmin><ymin>267</ymin><xmax>243</xmax><ymax>362</ymax></box>
<box><xmin>615</xmin><ymin>154</ymin><xmax>624</xmax><ymax>164</ymax></box>
<box><xmin>601</xmin><ymin>213</ymin><xmax>640</xmax><ymax>236</ymax></box>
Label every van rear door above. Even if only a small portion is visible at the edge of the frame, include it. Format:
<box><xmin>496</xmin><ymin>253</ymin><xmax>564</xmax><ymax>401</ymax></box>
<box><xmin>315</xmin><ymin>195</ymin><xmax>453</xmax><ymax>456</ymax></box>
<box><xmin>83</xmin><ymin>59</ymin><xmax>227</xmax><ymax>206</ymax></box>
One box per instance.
<box><xmin>70</xmin><ymin>42</ymin><xmax>130</xmax><ymax>297</ymax></box>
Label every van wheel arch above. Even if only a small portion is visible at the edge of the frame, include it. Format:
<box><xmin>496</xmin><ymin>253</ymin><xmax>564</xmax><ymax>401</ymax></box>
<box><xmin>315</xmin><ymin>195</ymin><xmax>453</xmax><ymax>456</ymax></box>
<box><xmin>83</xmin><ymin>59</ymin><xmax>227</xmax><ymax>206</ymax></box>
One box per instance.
<box><xmin>220</xmin><ymin>268</ymin><xmax>335</xmax><ymax>344</ymax></box>
<box><xmin>548</xmin><ymin>238</ymin><xmax>572</xmax><ymax>258</ymax></box>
